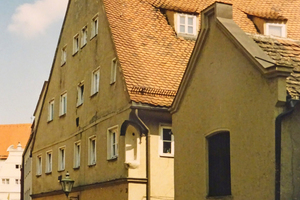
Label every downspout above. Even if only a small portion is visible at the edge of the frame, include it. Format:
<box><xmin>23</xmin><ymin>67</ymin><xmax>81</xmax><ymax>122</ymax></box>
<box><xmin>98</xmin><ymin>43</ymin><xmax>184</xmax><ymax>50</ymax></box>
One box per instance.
<box><xmin>135</xmin><ymin>109</ymin><xmax>150</xmax><ymax>200</ymax></box>
<box><xmin>275</xmin><ymin>97</ymin><xmax>299</xmax><ymax>200</ymax></box>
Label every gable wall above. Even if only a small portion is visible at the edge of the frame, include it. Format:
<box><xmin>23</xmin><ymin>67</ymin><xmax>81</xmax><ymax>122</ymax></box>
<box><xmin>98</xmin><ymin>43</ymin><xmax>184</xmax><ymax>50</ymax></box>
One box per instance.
<box><xmin>32</xmin><ymin>0</ymin><xmax>131</xmax><ymax>196</ymax></box>
<box><xmin>173</xmin><ymin>14</ymin><xmax>281</xmax><ymax>199</ymax></box>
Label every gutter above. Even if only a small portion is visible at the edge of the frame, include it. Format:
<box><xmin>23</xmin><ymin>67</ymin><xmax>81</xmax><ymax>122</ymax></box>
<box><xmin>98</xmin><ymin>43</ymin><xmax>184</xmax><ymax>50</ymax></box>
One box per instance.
<box><xmin>275</xmin><ymin>96</ymin><xmax>299</xmax><ymax>200</ymax></box>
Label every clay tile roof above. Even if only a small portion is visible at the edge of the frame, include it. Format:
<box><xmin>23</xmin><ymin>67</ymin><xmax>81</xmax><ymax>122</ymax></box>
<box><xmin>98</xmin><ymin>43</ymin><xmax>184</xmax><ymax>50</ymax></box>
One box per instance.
<box><xmin>0</xmin><ymin>124</ymin><xmax>31</xmax><ymax>159</ymax></box>
<box><xmin>249</xmin><ymin>34</ymin><xmax>300</xmax><ymax>98</ymax></box>
<box><xmin>103</xmin><ymin>0</ymin><xmax>300</xmax><ymax>106</ymax></box>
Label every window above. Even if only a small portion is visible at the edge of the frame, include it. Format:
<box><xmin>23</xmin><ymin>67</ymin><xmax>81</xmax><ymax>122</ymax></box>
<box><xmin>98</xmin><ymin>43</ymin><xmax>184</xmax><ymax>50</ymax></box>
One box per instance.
<box><xmin>91</xmin><ymin>15</ymin><xmax>98</xmax><ymax>38</ymax></box>
<box><xmin>2</xmin><ymin>178</ymin><xmax>9</xmax><ymax>184</ymax></box>
<box><xmin>60</xmin><ymin>92</ymin><xmax>67</xmax><ymax>116</ymax></box>
<box><xmin>73</xmin><ymin>34</ymin><xmax>79</xmax><ymax>54</ymax></box>
<box><xmin>15</xmin><ymin>179</ymin><xmax>19</xmax><ymax>184</ymax></box>
<box><xmin>58</xmin><ymin>147</ymin><xmax>65</xmax><ymax>171</ymax></box>
<box><xmin>81</xmin><ymin>26</ymin><xmax>88</xmax><ymax>47</ymax></box>
<box><xmin>15</xmin><ymin>164</ymin><xmax>20</xmax><ymax>169</ymax></box>
<box><xmin>88</xmin><ymin>136</ymin><xmax>96</xmax><ymax>165</ymax></box>
<box><xmin>61</xmin><ymin>46</ymin><xmax>67</xmax><ymax>65</ymax></box>
<box><xmin>159</xmin><ymin>126</ymin><xmax>174</xmax><ymax>157</ymax></box>
<box><xmin>107</xmin><ymin>126</ymin><xmax>118</xmax><ymax>160</ymax></box>
<box><xmin>46</xmin><ymin>151</ymin><xmax>52</xmax><ymax>173</ymax></box>
<box><xmin>265</xmin><ymin>23</ymin><xmax>286</xmax><ymax>37</ymax></box>
<box><xmin>91</xmin><ymin>69</ymin><xmax>100</xmax><ymax>95</ymax></box>
<box><xmin>74</xmin><ymin>141</ymin><xmax>81</xmax><ymax>168</ymax></box>
<box><xmin>208</xmin><ymin>131</ymin><xmax>231</xmax><ymax>197</ymax></box>
<box><xmin>36</xmin><ymin>155</ymin><xmax>42</xmax><ymax>175</ymax></box>
<box><xmin>48</xmin><ymin>100</ymin><xmax>54</xmax><ymax>121</ymax></box>
<box><xmin>77</xmin><ymin>83</ymin><xmax>84</xmax><ymax>106</ymax></box>
<box><xmin>110</xmin><ymin>58</ymin><xmax>117</xmax><ymax>84</ymax></box>
<box><xmin>177</xmin><ymin>13</ymin><xmax>197</xmax><ymax>36</ymax></box>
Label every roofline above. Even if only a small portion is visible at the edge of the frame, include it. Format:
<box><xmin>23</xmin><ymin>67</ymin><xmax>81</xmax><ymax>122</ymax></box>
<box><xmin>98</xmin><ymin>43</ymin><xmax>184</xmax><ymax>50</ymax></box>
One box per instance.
<box><xmin>33</xmin><ymin>81</ymin><xmax>48</xmax><ymax>116</ymax></box>
<box><xmin>170</xmin><ymin>2</ymin><xmax>293</xmax><ymax>114</ymax></box>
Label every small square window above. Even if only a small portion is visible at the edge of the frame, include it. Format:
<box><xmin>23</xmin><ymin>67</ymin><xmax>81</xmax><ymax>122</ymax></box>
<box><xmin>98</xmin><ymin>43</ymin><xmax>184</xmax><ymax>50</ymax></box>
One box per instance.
<box><xmin>265</xmin><ymin>23</ymin><xmax>286</xmax><ymax>37</ymax></box>
<box><xmin>74</xmin><ymin>141</ymin><xmax>81</xmax><ymax>168</ymax></box>
<box><xmin>73</xmin><ymin>34</ymin><xmax>79</xmax><ymax>54</ymax></box>
<box><xmin>110</xmin><ymin>58</ymin><xmax>117</xmax><ymax>84</ymax></box>
<box><xmin>77</xmin><ymin>83</ymin><xmax>84</xmax><ymax>106</ymax></box>
<box><xmin>91</xmin><ymin>69</ymin><xmax>100</xmax><ymax>95</ymax></box>
<box><xmin>159</xmin><ymin>126</ymin><xmax>174</xmax><ymax>157</ymax></box>
<box><xmin>36</xmin><ymin>155</ymin><xmax>42</xmax><ymax>176</ymax></box>
<box><xmin>15</xmin><ymin>179</ymin><xmax>19</xmax><ymax>184</ymax></box>
<box><xmin>61</xmin><ymin>46</ymin><xmax>67</xmax><ymax>65</ymax></box>
<box><xmin>107</xmin><ymin>126</ymin><xmax>118</xmax><ymax>160</ymax></box>
<box><xmin>58</xmin><ymin>147</ymin><xmax>65</xmax><ymax>171</ymax></box>
<box><xmin>81</xmin><ymin>26</ymin><xmax>88</xmax><ymax>47</ymax></box>
<box><xmin>91</xmin><ymin>15</ymin><xmax>98</xmax><ymax>39</ymax></box>
<box><xmin>15</xmin><ymin>164</ymin><xmax>19</xmax><ymax>169</ymax></box>
<box><xmin>46</xmin><ymin>151</ymin><xmax>52</xmax><ymax>173</ymax></box>
<box><xmin>88</xmin><ymin>136</ymin><xmax>96</xmax><ymax>165</ymax></box>
<box><xmin>48</xmin><ymin>100</ymin><xmax>54</xmax><ymax>121</ymax></box>
<box><xmin>60</xmin><ymin>93</ymin><xmax>67</xmax><ymax>116</ymax></box>
<box><xmin>176</xmin><ymin>13</ymin><xmax>197</xmax><ymax>36</ymax></box>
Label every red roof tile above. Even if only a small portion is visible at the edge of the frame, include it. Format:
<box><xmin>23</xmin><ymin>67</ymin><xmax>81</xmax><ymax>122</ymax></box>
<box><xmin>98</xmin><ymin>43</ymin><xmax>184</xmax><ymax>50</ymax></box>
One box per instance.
<box><xmin>0</xmin><ymin>124</ymin><xmax>31</xmax><ymax>158</ymax></box>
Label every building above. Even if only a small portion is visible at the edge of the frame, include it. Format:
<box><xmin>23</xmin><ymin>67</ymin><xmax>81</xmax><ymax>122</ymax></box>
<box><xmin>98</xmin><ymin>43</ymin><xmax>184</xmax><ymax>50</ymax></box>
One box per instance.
<box><xmin>0</xmin><ymin>124</ymin><xmax>31</xmax><ymax>200</ymax></box>
<box><xmin>171</xmin><ymin>2</ymin><xmax>300</xmax><ymax>200</ymax></box>
<box><xmin>29</xmin><ymin>0</ymin><xmax>197</xmax><ymax>200</ymax></box>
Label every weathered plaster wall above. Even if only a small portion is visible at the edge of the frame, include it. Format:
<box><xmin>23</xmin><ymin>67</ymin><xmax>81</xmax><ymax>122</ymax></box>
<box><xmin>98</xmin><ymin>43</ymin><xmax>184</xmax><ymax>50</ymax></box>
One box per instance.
<box><xmin>173</xmin><ymin>12</ymin><xmax>280</xmax><ymax>199</ymax></box>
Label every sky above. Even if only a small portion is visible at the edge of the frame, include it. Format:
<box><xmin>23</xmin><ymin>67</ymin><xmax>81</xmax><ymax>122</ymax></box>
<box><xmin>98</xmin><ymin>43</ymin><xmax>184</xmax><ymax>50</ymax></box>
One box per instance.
<box><xmin>0</xmin><ymin>0</ymin><xmax>68</xmax><ymax>124</ymax></box>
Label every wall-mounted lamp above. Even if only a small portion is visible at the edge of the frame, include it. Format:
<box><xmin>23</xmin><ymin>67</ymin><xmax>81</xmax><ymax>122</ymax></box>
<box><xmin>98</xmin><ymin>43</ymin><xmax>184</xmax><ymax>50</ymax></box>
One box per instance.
<box><xmin>59</xmin><ymin>172</ymin><xmax>79</xmax><ymax>200</ymax></box>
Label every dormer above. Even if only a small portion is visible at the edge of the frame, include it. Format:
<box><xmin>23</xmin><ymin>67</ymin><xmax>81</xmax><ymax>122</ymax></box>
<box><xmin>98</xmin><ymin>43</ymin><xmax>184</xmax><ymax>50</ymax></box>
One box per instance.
<box><xmin>251</xmin><ymin>16</ymin><xmax>287</xmax><ymax>37</ymax></box>
<box><xmin>163</xmin><ymin>10</ymin><xmax>199</xmax><ymax>39</ymax></box>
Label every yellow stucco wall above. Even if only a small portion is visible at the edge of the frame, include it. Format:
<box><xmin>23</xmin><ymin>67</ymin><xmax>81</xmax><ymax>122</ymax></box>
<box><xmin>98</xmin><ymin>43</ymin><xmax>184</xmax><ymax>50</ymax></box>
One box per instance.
<box><xmin>173</xmin><ymin>11</ymin><xmax>282</xmax><ymax>199</ymax></box>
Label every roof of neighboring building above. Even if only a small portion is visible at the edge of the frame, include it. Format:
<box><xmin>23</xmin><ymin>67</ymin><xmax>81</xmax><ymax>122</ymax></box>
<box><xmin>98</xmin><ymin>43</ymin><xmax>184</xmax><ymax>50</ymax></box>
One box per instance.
<box><xmin>103</xmin><ymin>0</ymin><xmax>300</xmax><ymax>107</ymax></box>
<box><xmin>0</xmin><ymin>124</ymin><xmax>31</xmax><ymax>159</ymax></box>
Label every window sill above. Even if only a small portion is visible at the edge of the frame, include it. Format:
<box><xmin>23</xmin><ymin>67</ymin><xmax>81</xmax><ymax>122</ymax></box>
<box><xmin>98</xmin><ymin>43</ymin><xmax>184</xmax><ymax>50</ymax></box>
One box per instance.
<box><xmin>73</xmin><ymin>166</ymin><xmax>80</xmax><ymax>170</ymax></box>
<box><xmin>90</xmin><ymin>34</ymin><xmax>97</xmax><ymax>40</ymax></box>
<box><xmin>61</xmin><ymin>62</ymin><xmax>66</xmax><ymax>67</ymax></box>
<box><xmin>159</xmin><ymin>154</ymin><xmax>174</xmax><ymax>158</ymax></box>
<box><xmin>88</xmin><ymin>163</ymin><xmax>96</xmax><ymax>167</ymax></box>
<box><xmin>47</xmin><ymin>119</ymin><xmax>53</xmax><ymax>123</ymax></box>
<box><xmin>81</xmin><ymin>43</ymin><xmax>87</xmax><ymax>49</ymax></box>
<box><xmin>59</xmin><ymin>113</ymin><xmax>66</xmax><ymax>118</ymax></box>
<box><xmin>36</xmin><ymin>174</ymin><xmax>42</xmax><ymax>177</ymax></box>
<box><xmin>72</xmin><ymin>51</ymin><xmax>78</xmax><ymax>56</ymax></box>
<box><xmin>76</xmin><ymin>103</ymin><xmax>83</xmax><ymax>108</ymax></box>
<box><xmin>90</xmin><ymin>92</ymin><xmax>98</xmax><ymax>98</ymax></box>
<box><xmin>107</xmin><ymin>156</ymin><xmax>118</xmax><ymax>161</ymax></box>
<box><xmin>45</xmin><ymin>171</ymin><xmax>52</xmax><ymax>175</ymax></box>
<box><xmin>58</xmin><ymin>169</ymin><xmax>65</xmax><ymax>172</ymax></box>
<box><xmin>177</xmin><ymin>33</ymin><xmax>197</xmax><ymax>40</ymax></box>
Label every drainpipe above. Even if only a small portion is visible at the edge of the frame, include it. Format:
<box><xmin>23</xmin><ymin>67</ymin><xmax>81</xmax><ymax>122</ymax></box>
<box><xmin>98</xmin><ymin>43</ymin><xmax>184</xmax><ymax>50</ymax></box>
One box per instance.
<box><xmin>135</xmin><ymin>109</ymin><xmax>150</xmax><ymax>200</ymax></box>
<box><xmin>275</xmin><ymin>97</ymin><xmax>299</xmax><ymax>200</ymax></box>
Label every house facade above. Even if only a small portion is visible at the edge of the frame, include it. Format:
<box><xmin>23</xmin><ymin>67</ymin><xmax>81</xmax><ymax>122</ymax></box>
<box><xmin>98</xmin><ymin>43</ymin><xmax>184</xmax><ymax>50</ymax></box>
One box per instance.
<box><xmin>29</xmin><ymin>0</ymin><xmax>197</xmax><ymax>199</ymax></box>
<box><xmin>171</xmin><ymin>2</ymin><xmax>300</xmax><ymax>200</ymax></box>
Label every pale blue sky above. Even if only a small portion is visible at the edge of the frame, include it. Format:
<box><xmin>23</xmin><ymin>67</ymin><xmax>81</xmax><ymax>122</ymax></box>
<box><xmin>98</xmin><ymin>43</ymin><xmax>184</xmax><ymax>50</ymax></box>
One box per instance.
<box><xmin>0</xmin><ymin>0</ymin><xmax>68</xmax><ymax>124</ymax></box>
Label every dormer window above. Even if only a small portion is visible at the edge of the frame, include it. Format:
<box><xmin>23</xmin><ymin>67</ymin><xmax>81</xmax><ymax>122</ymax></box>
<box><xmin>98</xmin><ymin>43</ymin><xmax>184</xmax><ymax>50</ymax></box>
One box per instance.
<box><xmin>265</xmin><ymin>23</ymin><xmax>286</xmax><ymax>37</ymax></box>
<box><xmin>176</xmin><ymin>13</ymin><xmax>197</xmax><ymax>37</ymax></box>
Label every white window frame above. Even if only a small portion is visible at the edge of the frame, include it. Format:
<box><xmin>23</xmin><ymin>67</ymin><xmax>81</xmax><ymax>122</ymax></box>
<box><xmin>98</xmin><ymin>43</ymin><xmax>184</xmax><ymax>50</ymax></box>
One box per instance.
<box><xmin>48</xmin><ymin>99</ymin><xmax>54</xmax><ymax>121</ymax></box>
<box><xmin>91</xmin><ymin>14</ymin><xmax>98</xmax><ymax>39</ymax></box>
<box><xmin>81</xmin><ymin>26</ymin><xmax>88</xmax><ymax>47</ymax></box>
<box><xmin>159</xmin><ymin>125</ymin><xmax>174</xmax><ymax>157</ymax></box>
<box><xmin>110</xmin><ymin>58</ymin><xmax>117</xmax><ymax>84</ymax></box>
<box><xmin>36</xmin><ymin>155</ymin><xmax>42</xmax><ymax>176</ymax></box>
<box><xmin>107</xmin><ymin>126</ymin><xmax>118</xmax><ymax>160</ymax></box>
<box><xmin>74</xmin><ymin>141</ymin><xmax>81</xmax><ymax>169</ymax></box>
<box><xmin>77</xmin><ymin>82</ymin><xmax>84</xmax><ymax>106</ymax></box>
<box><xmin>58</xmin><ymin>146</ymin><xmax>66</xmax><ymax>171</ymax></box>
<box><xmin>91</xmin><ymin>68</ymin><xmax>100</xmax><ymax>96</ymax></box>
<box><xmin>45</xmin><ymin>151</ymin><xmax>52</xmax><ymax>173</ymax></box>
<box><xmin>265</xmin><ymin>23</ymin><xmax>286</xmax><ymax>37</ymax></box>
<box><xmin>60</xmin><ymin>92</ymin><xmax>67</xmax><ymax>116</ymax></box>
<box><xmin>176</xmin><ymin>13</ymin><xmax>197</xmax><ymax>36</ymax></box>
<box><xmin>73</xmin><ymin>33</ymin><xmax>79</xmax><ymax>54</ymax></box>
<box><xmin>61</xmin><ymin>45</ymin><xmax>67</xmax><ymax>65</ymax></box>
<box><xmin>88</xmin><ymin>136</ymin><xmax>96</xmax><ymax>165</ymax></box>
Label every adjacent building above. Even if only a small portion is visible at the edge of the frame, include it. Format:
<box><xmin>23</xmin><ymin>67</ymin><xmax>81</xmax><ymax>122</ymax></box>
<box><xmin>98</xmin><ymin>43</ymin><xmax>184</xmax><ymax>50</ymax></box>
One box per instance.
<box><xmin>0</xmin><ymin>124</ymin><xmax>31</xmax><ymax>200</ymax></box>
<box><xmin>171</xmin><ymin>2</ymin><xmax>300</xmax><ymax>200</ymax></box>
